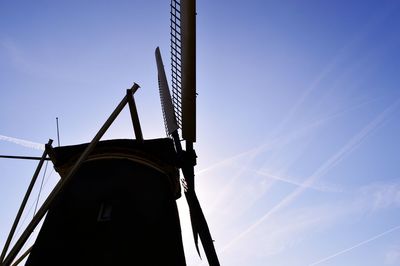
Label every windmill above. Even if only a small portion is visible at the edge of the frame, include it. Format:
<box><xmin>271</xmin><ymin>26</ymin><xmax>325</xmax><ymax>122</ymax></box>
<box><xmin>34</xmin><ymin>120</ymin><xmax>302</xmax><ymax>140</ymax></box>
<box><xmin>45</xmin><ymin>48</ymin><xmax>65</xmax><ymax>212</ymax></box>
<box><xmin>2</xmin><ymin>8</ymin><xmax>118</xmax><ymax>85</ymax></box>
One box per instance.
<box><xmin>0</xmin><ymin>0</ymin><xmax>219</xmax><ymax>265</ymax></box>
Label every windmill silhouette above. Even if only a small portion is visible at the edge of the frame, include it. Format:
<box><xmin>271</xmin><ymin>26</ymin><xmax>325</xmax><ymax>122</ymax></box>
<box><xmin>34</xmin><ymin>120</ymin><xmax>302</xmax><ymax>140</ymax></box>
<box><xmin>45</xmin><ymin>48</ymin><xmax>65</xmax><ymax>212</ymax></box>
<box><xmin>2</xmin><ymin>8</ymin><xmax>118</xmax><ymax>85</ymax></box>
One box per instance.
<box><xmin>0</xmin><ymin>0</ymin><xmax>219</xmax><ymax>265</ymax></box>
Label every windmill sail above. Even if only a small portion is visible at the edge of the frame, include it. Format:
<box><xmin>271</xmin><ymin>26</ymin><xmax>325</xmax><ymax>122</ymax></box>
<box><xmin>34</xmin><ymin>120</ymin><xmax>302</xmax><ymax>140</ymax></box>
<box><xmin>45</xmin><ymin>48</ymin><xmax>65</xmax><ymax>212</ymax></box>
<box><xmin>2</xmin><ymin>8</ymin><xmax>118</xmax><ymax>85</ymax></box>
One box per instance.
<box><xmin>156</xmin><ymin>47</ymin><xmax>179</xmax><ymax>136</ymax></box>
<box><xmin>171</xmin><ymin>0</ymin><xmax>196</xmax><ymax>142</ymax></box>
<box><xmin>170</xmin><ymin>0</ymin><xmax>183</xmax><ymax>129</ymax></box>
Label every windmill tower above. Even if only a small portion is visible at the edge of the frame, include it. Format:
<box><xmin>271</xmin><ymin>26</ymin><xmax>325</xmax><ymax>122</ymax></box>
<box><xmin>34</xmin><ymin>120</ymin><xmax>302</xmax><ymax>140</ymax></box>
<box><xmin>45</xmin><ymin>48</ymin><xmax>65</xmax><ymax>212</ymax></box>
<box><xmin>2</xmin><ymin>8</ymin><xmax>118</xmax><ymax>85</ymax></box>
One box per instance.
<box><xmin>0</xmin><ymin>0</ymin><xmax>219</xmax><ymax>265</ymax></box>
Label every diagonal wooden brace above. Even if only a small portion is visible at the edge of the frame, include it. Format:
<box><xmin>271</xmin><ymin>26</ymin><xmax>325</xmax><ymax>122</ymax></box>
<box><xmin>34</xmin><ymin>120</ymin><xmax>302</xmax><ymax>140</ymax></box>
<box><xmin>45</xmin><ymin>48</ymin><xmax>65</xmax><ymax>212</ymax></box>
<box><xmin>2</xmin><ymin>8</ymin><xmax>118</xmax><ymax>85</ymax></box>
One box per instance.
<box><xmin>127</xmin><ymin>83</ymin><xmax>143</xmax><ymax>141</ymax></box>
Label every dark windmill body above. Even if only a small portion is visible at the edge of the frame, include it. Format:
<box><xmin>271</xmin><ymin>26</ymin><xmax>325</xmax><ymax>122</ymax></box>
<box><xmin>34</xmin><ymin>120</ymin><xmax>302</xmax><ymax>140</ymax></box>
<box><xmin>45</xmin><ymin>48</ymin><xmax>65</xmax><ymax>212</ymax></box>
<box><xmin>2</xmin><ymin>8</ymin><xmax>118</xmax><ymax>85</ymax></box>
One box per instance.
<box><xmin>0</xmin><ymin>1</ymin><xmax>220</xmax><ymax>265</ymax></box>
<box><xmin>25</xmin><ymin>139</ymin><xmax>186</xmax><ymax>266</ymax></box>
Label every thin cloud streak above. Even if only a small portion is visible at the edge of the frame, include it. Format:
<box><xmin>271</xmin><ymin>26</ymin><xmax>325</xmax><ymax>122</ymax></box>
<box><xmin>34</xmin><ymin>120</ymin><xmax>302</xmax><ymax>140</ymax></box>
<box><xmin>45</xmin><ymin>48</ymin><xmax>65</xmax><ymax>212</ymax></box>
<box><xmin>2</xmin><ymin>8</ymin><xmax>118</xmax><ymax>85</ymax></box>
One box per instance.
<box><xmin>0</xmin><ymin>135</ymin><xmax>45</xmax><ymax>151</ymax></box>
<box><xmin>220</xmin><ymin>97</ymin><xmax>400</xmax><ymax>254</ymax></box>
<box><xmin>270</xmin><ymin>0</ymin><xmax>395</xmax><ymax>136</ymax></box>
<box><xmin>196</xmin><ymin>95</ymin><xmax>380</xmax><ymax>178</ymax></box>
<box><xmin>195</xmin><ymin>145</ymin><xmax>262</xmax><ymax>176</ymax></box>
<box><xmin>309</xmin><ymin>225</ymin><xmax>400</xmax><ymax>266</ymax></box>
<box><xmin>206</xmin><ymin>119</ymin><xmax>325</xmax><ymax>214</ymax></box>
<box><xmin>254</xmin><ymin>169</ymin><xmax>341</xmax><ymax>193</ymax></box>
<box><xmin>200</xmin><ymin>180</ymin><xmax>400</xmax><ymax>266</ymax></box>
<box><xmin>204</xmin><ymin>96</ymin><xmax>381</xmax><ymax>216</ymax></box>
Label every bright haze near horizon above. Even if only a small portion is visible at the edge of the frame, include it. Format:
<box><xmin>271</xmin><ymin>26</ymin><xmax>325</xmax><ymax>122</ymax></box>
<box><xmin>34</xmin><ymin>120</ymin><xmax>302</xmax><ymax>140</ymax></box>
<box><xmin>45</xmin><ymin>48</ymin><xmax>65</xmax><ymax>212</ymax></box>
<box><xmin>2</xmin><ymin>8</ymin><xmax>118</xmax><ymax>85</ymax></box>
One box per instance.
<box><xmin>1</xmin><ymin>1</ymin><xmax>400</xmax><ymax>265</ymax></box>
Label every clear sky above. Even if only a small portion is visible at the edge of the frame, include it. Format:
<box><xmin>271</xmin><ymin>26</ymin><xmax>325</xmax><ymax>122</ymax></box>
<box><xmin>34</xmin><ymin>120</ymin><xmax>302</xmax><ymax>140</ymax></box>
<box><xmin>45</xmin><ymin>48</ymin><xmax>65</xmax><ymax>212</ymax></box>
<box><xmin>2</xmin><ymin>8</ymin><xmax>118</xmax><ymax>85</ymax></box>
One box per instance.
<box><xmin>1</xmin><ymin>0</ymin><xmax>400</xmax><ymax>265</ymax></box>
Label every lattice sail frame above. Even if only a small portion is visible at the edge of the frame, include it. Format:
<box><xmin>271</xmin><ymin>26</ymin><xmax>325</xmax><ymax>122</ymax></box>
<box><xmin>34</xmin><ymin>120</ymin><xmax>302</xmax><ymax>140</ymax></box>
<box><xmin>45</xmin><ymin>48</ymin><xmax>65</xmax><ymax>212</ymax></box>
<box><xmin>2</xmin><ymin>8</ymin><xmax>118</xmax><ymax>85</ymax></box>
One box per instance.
<box><xmin>170</xmin><ymin>0</ymin><xmax>183</xmax><ymax>129</ymax></box>
<box><xmin>170</xmin><ymin>0</ymin><xmax>196</xmax><ymax>142</ymax></box>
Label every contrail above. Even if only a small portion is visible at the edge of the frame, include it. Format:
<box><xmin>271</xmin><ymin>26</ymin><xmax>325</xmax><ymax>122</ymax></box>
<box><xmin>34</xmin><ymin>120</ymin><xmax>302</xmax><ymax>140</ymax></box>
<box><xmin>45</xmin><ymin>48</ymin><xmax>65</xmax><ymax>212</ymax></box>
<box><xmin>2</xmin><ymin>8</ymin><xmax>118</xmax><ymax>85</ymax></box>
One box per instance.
<box><xmin>205</xmin><ymin>119</ymin><xmax>325</xmax><ymax>214</ymax></box>
<box><xmin>0</xmin><ymin>135</ymin><xmax>45</xmax><ymax>151</ymax></box>
<box><xmin>195</xmin><ymin>145</ymin><xmax>261</xmax><ymax>176</ymax></box>
<box><xmin>220</xmin><ymin>97</ymin><xmax>400</xmax><ymax>254</ymax></box>
<box><xmin>254</xmin><ymin>170</ymin><xmax>340</xmax><ymax>192</ymax></box>
<box><xmin>309</xmin><ymin>224</ymin><xmax>400</xmax><ymax>265</ymax></box>
<box><xmin>196</xmin><ymin>95</ymin><xmax>379</xmax><ymax>178</ymax></box>
<box><xmin>205</xmin><ymin>96</ymin><xmax>381</xmax><ymax>216</ymax></box>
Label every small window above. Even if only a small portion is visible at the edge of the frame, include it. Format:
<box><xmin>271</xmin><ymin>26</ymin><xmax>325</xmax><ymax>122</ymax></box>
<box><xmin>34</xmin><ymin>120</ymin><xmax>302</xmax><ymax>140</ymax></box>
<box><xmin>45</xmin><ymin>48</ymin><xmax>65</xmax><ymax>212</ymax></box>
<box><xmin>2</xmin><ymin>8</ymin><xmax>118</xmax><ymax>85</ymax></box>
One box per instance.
<box><xmin>98</xmin><ymin>202</ymin><xmax>112</xmax><ymax>222</ymax></box>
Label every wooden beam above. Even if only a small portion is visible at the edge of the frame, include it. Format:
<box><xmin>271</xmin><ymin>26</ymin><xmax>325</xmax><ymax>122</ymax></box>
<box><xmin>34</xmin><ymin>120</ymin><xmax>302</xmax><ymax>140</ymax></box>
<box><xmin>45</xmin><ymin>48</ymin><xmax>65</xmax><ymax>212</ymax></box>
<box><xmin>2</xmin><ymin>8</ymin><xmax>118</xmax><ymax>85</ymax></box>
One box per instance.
<box><xmin>127</xmin><ymin>83</ymin><xmax>143</xmax><ymax>141</ymax></box>
<box><xmin>0</xmin><ymin>139</ymin><xmax>53</xmax><ymax>264</ymax></box>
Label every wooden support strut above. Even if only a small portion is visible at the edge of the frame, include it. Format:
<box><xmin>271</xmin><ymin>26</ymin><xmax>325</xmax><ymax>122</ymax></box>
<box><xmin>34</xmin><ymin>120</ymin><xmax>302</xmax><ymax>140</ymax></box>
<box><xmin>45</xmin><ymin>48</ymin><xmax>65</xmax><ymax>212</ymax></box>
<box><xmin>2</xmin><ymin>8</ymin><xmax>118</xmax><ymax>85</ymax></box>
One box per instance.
<box><xmin>127</xmin><ymin>83</ymin><xmax>143</xmax><ymax>141</ymax></box>
<box><xmin>10</xmin><ymin>245</ymin><xmax>33</xmax><ymax>266</ymax></box>
<box><xmin>1</xmin><ymin>86</ymin><xmax>140</xmax><ymax>266</ymax></box>
<box><xmin>0</xmin><ymin>155</ymin><xmax>51</xmax><ymax>161</ymax></box>
<box><xmin>0</xmin><ymin>139</ymin><xmax>53</xmax><ymax>264</ymax></box>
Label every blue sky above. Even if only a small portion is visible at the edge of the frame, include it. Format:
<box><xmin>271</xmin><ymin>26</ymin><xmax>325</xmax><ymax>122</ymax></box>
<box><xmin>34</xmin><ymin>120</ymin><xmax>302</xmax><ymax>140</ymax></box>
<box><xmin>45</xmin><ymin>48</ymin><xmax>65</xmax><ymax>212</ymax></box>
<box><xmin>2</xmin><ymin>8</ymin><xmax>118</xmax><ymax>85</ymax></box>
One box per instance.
<box><xmin>1</xmin><ymin>1</ymin><xmax>400</xmax><ymax>265</ymax></box>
